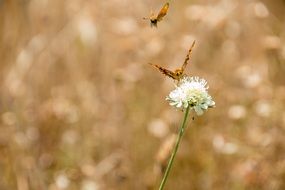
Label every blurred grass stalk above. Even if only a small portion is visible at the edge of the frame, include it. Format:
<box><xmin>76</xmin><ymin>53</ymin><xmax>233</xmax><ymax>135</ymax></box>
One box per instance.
<box><xmin>158</xmin><ymin>106</ymin><xmax>190</xmax><ymax>190</ymax></box>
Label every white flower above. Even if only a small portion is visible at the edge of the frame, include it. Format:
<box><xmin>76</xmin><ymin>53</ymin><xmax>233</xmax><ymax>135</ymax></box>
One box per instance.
<box><xmin>166</xmin><ymin>76</ymin><xmax>215</xmax><ymax>115</ymax></box>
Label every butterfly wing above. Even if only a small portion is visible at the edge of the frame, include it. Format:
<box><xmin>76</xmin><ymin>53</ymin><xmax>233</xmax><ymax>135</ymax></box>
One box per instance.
<box><xmin>148</xmin><ymin>63</ymin><xmax>177</xmax><ymax>80</ymax></box>
<box><xmin>156</xmin><ymin>2</ymin><xmax>169</xmax><ymax>21</ymax></box>
<box><xmin>181</xmin><ymin>40</ymin><xmax>196</xmax><ymax>72</ymax></box>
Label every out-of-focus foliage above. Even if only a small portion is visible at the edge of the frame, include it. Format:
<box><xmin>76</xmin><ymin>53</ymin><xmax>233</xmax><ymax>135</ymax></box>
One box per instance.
<box><xmin>0</xmin><ymin>0</ymin><xmax>285</xmax><ymax>189</ymax></box>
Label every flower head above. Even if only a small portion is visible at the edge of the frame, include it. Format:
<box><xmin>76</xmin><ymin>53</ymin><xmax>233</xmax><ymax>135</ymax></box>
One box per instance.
<box><xmin>166</xmin><ymin>76</ymin><xmax>215</xmax><ymax>115</ymax></box>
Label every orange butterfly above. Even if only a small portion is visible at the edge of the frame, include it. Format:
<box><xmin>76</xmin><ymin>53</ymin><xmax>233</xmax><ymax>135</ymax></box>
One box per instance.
<box><xmin>143</xmin><ymin>2</ymin><xmax>169</xmax><ymax>27</ymax></box>
<box><xmin>149</xmin><ymin>41</ymin><xmax>196</xmax><ymax>81</ymax></box>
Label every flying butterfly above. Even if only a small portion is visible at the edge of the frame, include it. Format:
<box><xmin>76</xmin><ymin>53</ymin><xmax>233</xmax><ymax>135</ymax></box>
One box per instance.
<box><xmin>143</xmin><ymin>2</ymin><xmax>169</xmax><ymax>27</ymax></box>
<box><xmin>148</xmin><ymin>41</ymin><xmax>196</xmax><ymax>81</ymax></box>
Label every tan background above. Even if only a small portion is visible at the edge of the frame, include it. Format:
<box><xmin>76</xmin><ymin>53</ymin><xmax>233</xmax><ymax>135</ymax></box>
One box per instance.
<box><xmin>0</xmin><ymin>0</ymin><xmax>285</xmax><ymax>189</ymax></box>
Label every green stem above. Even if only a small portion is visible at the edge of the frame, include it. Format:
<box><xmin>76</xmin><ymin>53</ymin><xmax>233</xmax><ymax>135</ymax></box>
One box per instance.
<box><xmin>158</xmin><ymin>106</ymin><xmax>191</xmax><ymax>190</ymax></box>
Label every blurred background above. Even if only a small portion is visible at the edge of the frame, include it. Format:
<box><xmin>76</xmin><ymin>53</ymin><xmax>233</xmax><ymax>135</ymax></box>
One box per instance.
<box><xmin>1</xmin><ymin>0</ymin><xmax>285</xmax><ymax>189</ymax></box>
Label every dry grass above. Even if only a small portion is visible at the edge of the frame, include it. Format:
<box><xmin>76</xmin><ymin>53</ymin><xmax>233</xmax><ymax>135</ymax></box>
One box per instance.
<box><xmin>0</xmin><ymin>0</ymin><xmax>285</xmax><ymax>189</ymax></box>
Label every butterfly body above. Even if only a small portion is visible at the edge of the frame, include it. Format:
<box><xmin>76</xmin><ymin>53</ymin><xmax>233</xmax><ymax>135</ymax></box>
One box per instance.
<box><xmin>150</xmin><ymin>19</ymin><xmax>158</xmax><ymax>27</ymax></box>
<box><xmin>148</xmin><ymin>41</ymin><xmax>196</xmax><ymax>81</ymax></box>
<box><xmin>174</xmin><ymin>69</ymin><xmax>183</xmax><ymax>77</ymax></box>
<box><xmin>144</xmin><ymin>2</ymin><xmax>169</xmax><ymax>27</ymax></box>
